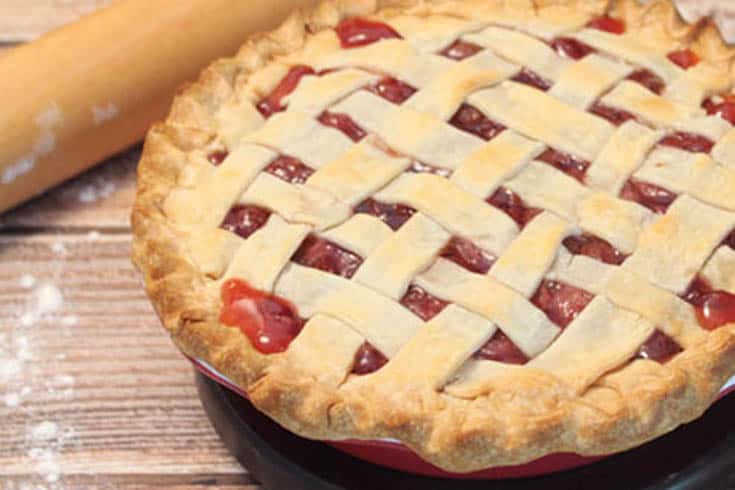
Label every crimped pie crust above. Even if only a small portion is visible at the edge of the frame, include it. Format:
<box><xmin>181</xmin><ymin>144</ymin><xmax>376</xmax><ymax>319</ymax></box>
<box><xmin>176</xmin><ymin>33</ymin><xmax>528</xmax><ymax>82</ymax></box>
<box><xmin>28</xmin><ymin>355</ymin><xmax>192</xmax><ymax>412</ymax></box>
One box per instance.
<box><xmin>133</xmin><ymin>0</ymin><xmax>735</xmax><ymax>472</ymax></box>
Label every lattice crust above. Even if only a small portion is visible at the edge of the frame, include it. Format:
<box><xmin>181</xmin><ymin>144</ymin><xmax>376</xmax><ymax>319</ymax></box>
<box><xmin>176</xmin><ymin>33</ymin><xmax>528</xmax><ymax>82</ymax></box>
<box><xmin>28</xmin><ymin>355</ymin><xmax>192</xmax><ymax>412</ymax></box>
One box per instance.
<box><xmin>133</xmin><ymin>0</ymin><xmax>735</xmax><ymax>473</ymax></box>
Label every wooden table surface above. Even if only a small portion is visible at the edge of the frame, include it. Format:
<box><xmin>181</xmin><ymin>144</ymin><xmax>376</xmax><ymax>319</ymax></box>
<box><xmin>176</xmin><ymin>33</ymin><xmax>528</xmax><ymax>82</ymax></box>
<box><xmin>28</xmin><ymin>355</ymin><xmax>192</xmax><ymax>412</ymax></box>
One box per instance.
<box><xmin>1</xmin><ymin>3</ymin><xmax>259</xmax><ymax>488</ymax></box>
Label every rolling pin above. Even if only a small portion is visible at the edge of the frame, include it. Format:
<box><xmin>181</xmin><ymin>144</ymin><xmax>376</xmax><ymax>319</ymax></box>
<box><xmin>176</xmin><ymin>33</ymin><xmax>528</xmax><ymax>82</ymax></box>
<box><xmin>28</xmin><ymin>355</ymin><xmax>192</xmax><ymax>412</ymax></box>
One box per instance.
<box><xmin>0</xmin><ymin>0</ymin><xmax>315</xmax><ymax>214</ymax></box>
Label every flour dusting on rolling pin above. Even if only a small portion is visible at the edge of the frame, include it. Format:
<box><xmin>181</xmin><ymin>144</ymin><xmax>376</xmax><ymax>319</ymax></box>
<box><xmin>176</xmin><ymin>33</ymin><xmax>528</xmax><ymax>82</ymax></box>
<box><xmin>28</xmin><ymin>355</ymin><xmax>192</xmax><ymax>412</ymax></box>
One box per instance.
<box><xmin>0</xmin><ymin>0</ymin><xmax>317</xmax><ymax>213</ymax></box>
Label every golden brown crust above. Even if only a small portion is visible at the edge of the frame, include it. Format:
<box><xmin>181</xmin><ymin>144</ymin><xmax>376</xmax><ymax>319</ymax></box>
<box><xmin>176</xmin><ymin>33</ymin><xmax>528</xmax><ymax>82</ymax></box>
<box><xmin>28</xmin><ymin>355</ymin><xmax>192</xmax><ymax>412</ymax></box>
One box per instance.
<box><xmin>132</xmin><ymin>0</ymin><xmax>735</xmax><ymax>472</ymax></box>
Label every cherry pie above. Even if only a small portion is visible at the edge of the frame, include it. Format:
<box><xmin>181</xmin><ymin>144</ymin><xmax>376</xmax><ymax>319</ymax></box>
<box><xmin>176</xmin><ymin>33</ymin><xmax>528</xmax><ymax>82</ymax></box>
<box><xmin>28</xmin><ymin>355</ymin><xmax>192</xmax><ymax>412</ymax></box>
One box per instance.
<box><xmin>133</xmin><ymin>0</ymin><xmax>735</xmax><ymax>472</ymax></box>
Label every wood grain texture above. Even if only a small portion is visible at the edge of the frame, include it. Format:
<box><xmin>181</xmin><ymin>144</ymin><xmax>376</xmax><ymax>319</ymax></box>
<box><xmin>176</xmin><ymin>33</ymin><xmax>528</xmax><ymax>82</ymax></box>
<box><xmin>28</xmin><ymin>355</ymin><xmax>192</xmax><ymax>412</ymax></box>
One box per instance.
<box><xmin>0</xmin><ymin>147</ymin><xmax>140</xmax><ymax>230</ymax></box>
<box><xmin>0</xmin><ymin>2</ymin><xmax>261</xmax><ymax>488</ymax></box>
<box><xmin>0</xmin><ymin>204</ymin><xmax>256</xmax><ymax>489</ymax></box>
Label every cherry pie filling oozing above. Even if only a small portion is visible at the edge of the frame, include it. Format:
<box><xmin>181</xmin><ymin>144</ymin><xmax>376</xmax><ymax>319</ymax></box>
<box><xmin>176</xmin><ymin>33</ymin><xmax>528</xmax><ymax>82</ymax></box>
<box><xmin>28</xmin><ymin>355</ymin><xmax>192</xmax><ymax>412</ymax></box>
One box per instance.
<box><xmin>683</xmin><ymin>276</ymin><xmax>735</xmax><ymax>331</ymax></box>
<box><xmin>216</xmin><ymin>16</ymin><xmax>735</xmax><ymax>377</ymax></box>
<box><xmin>221</xmin><ymin>279</ymin><xmax>305</xmax><ymax>354</ymax></box>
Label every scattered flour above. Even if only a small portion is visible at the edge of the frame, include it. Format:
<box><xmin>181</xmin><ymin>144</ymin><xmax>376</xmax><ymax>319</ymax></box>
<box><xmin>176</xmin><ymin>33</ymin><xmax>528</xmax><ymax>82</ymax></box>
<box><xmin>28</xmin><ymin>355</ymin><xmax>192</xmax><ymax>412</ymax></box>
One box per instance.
<box><xmin>2</xmin><ymin>158</ymin><xmax>35</xmax><ymax>185</ymax></box>
<box><xmin>24</xmin><ymin>419</ymin><xmax>75</xmax><ymax>484</ymax></box>
<box><xmin>15</xmin><ymin>337</ymin><xmax>33</xmax><ymax>361</ymax></box>
<box><xmin>28</xmin><ymin>447</ymin><xmax>61</xmax><ymax>483</ymax></box>
<box><xmin>19</xmin><ymin>313</ymin><xmax>37</xmax><ymax>328</ymax></box>
<box><xmin>1</xmin><ymin>103</ymin><xmax>63</xmax><ymax>185</ymax></box>
<box><xmin>19</xmin><ymin>274</ymin><xmax>37</xmax><ymax>289</ymax></box>
<box><xmin>92</xmin><ymin>103</ymin><xmax>119</xmax><ymax>125</ymax></box>
<box><xmin>77</xmin><ymin>179</ymin><xmax>116</xmax><ymax>203</ymax></box>
<box><xmin>47</xmin><ymin>375</ymin><xmax>76</xmax><ymax>401</ymax></box>
<box><xmin>31</xmin><ymin>421</ymin><xmax>59</xmax><ymax>442</ymax></box>
<box><xmin>32</xmin><ymin>283</ymin><xmax>64</xmax><ymax>316</ymax></box>
<box><xmin>20</xmin><ymin>282</ymin><xmax>65</xmax><ymax>327</ymax></box>
<box><xmin>51</xmin><ymin>375</ymin><xmax>75</xmax><ymax>388</ymax></box>
<box><xmin>5</xmin><ymin>279</ymin><xmax>67</xmax><ymax>392</ymax></box>
<box><xmin>60</xmin><ymin>316</ymin><xmax>78</xmax><ymax>327</ymax></box>
<box><xmin>86</xmin><ymin>230</ymin><xmax>101</xmax><ymax>241</ymax></box>
<box><xmin>4</xmin><ymin>387</ymin><xmax>31</xmax><ymax>408</ymax></box>
<box><xmin>50</xmin><ymin>242</ymin><xmax>68</xmax><ymax>256</ymax></box>
<box><xmin>4</xmin><ymin>392</ymin><xmax>21</xmax><ymax>408</ymax></box>
<box><xmin>0</xmin><ymin>359</ymin><xmax>22</xmax><ymax>384</ymax></box>
<box><xmin>7</xmin><ymin>250</ymin><xmax>87</xmax><ymax>486</ymax></box>
<box><xmin>6</xmin><ymin>271</ymin><xmax>81</xmax><ymax>487</ymax></box>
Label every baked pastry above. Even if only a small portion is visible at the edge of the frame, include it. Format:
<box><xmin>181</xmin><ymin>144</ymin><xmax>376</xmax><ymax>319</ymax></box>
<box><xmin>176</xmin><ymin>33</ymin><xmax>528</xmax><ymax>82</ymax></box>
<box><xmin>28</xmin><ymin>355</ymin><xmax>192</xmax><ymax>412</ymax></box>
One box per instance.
<box><xmin>133</xmin><ymin>0</ymin><xmax>735</xmax><ymax>472</ymax></box>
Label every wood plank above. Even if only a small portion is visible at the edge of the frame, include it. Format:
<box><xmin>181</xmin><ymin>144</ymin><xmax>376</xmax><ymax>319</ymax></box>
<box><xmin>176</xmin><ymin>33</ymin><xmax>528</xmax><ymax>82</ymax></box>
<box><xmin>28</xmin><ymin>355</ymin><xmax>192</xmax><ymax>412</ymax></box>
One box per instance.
<box><xmin>2</xmin><ymin>474</ymin><xmax>259</xmax><ymax>489</ymax></box>
<box><xmin>0</xmin><ymin>0</ymin><xmax>113</xmax><ymax>42</ymax></box>
<box><xmin>2</xmin><ymin>475</ymin><xmax>259</xmax><ymax>490</ymax></box>
<box><xmin>0</xmin><ymin>233</ymin><xmax>250</xmax><ymax>485</ymax></box>
<box><xmin>0</xmin><ymin>146</ymin><xmax>140</xmax><ymax>230</ymax></box>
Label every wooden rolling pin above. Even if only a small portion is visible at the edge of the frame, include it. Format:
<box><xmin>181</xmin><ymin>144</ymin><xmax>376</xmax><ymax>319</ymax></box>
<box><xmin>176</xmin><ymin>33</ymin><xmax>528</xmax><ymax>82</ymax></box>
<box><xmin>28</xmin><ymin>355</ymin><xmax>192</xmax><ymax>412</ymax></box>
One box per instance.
<box><xmin>0</xmin><ymin>0</ymin><xmax>315</xmax><ymax>213</ymax></box>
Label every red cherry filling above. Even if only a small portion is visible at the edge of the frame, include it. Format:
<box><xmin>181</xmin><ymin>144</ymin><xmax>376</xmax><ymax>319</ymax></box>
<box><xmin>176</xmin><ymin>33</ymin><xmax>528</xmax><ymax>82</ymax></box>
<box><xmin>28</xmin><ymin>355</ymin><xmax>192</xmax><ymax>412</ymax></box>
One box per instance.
<box><xmin>486</xmin><ymin>187</ymin><xmax>543</xmax><ymax>228</ymax></box>
<box><xmin>620</xmin><ymin>179</ymin><xmax>677</xmax><ymax>214</ymax></box>
<box><xmin>207</xmin><ymin>150</ymin><xmax>228</xmax><ymax>166</ymax></box>
<box><xmin>367</xmin><ymin>77</ymin><xmax>417</xmax><ymax>104</ymax></box>
<box><xmin>588</xmin><ymin>15</ymin><xmax>626</xmax><ymax>34</ymax></box>
<box><xmin>220</xmin><ymin>279</ymin><xmax>304</xmax><ymax>354</ymax></box>
<box><xmin>440</xmin><ymin>236</ymin><xmax>496</xmax><ymax>274</ymax></box>
<box><xmin>511</xmin><ymin>68</ymin><xmax>552</xmax><ymax>91</ymax></box>
<box><xmin>637</xmin><ymin>330</ymin><xmax>682</xmax><ymax>363</ymax></box>
<box><xmin>256</xmin><ymin>65</ymin><xmax>315</xmax><ymax>118</ymax></box>
<box><xmin>703</xmin><ymin>95</ymin><xmax>735</xmax><ymax>125</ymax></box>
<box><xmin>292</xmin><ymin>235</ymin><xmax>363</xmax><ymax>279</ymax></box>
<box><xmin>352</xmin><ymin>342</ymin><xmax>389</xmax><ymax>375</ymax></box>
<box><xmin>265</xmin><ymin>155</ymin><xmax>315</xmax><ymax>184</ymax></box>
<box><xmin>659</xmin><ymin>132</ymin><xmax>714</xmax><ymax>154</ymax></box>
<box><xmin>532</xmin><ymin>280</ymin><xmax>595</xmax><ymax>328</ymax></box>
<box><xmin>538</xmin><ymin>148</ymin><xmax>590</xmax><ymax>182</ymax></box>
<box><xmin>683</xmin><ymin>277</ymin><xmax>735</xmax><ymax>330</ymax></box>
<box><xmin>551</xmin><ymin>37</ymin><xmax>596</xmax><ymax>60</ymax></box>
<box><xmin>318</xmin><ymin>111</ymin><xmax>367</xmax><ymax>142</ymax></box>
<box><xmin>335</xmin><ymin>17</ymin><xmax>402</xmax><ymax>48</ymax></box>
<box><xmin>627</xmin><ymin>69</ymin><xmax>665</xmax><ymax>95</ymax></box>
<box><xmin>589</xmin><ymin>102</ymin><xmax>636</xmax><ymax>126</ymax></box>
<box><xmin>667</xmin><ymin>49</ymin><xmax>700</xmax><ymax>69</ymax></box>
<box><xmin>449</xmin><ymin>103</ymin><xmax>506</xmax><ymax>141</ymax></box>
<box><xmin>355</xmin><ymin>198</ymin><xmax>416</xmax><ymax>231</ymax></box>
<box><xmin>400</xmin><ymin>285</ymin><xmax>449</xmax><ymax>321</ymax></box>
<box><xmin>409</xmin><ymin>160</ymin><xmax>452</xmax><ymax>178</ymax></box>
<box><xmin>221</xmin><ymin>205</ymin><xmax>271</xmax><ymax>239</ymax></box>
<box><xmin>474</xmin><ymin>330</ymin><xmax>529</xmax><ymax>365</ymax></box>
<box><xmin>563</xmin><ymin>234</ymin><xmax>627</xmax><ymax>265</ymax></box>
<box><xmin>440</xmin><ymin>40</ymin><xmax>483</xmax><ymax>60</ymax></box>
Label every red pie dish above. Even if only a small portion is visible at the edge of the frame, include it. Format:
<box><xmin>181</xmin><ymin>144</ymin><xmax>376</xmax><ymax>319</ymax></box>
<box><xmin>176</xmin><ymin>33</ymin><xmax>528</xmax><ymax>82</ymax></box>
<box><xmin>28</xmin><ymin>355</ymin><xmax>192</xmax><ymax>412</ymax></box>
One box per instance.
<box><xmin>133</xmin><ymin>0</ymin><xmax>735</xmax><ymax>474</ymax></box>
<box><xmin>190</xmin><ymin>356</ymin><xmax>735</xmax><ymax>479</ymax></box>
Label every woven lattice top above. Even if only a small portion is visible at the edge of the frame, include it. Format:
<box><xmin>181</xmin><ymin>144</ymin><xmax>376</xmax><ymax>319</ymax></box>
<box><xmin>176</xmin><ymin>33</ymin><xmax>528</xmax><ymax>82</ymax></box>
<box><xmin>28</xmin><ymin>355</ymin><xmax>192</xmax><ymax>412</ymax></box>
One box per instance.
<box><xmin>160</xmin><ymin>7</ymin><xmax>735</xmax><ymax>401</ymax></box>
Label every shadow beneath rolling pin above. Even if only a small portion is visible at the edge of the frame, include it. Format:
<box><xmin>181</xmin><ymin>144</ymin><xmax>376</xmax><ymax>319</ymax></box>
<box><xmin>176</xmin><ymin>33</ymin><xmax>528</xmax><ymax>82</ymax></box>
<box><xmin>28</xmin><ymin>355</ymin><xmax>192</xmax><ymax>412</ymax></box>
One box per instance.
<box><xmin>0</xmin><ymin>145</ymin><xmax>141</xmax><ymax>233</ymax></box>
